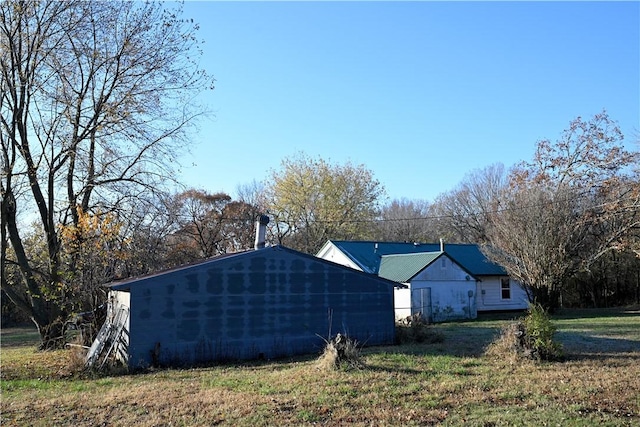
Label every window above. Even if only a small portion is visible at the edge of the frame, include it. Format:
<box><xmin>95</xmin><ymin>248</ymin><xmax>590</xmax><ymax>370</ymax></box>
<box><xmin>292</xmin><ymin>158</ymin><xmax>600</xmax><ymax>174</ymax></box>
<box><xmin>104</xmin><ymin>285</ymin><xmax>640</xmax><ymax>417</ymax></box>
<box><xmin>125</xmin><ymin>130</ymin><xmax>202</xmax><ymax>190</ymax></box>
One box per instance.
<box><xmin>440</xmin><ymin>257</ymin><xmax>446</xmax><ymax>269</ymax></box>
<box><xmin>501</xmin><ymin>278</ymin><xmax>511</xmax><ymax>299</ymax></box>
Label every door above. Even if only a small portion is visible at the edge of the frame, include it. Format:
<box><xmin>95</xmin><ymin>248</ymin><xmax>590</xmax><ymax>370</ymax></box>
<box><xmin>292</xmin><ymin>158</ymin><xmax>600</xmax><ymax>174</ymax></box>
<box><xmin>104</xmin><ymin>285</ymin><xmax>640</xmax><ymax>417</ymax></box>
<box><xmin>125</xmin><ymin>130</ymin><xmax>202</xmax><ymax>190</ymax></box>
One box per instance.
<box><xmin>411</xmin><ymin>287</ymin><xmax>432</xmax><ymax>323</ymax></box>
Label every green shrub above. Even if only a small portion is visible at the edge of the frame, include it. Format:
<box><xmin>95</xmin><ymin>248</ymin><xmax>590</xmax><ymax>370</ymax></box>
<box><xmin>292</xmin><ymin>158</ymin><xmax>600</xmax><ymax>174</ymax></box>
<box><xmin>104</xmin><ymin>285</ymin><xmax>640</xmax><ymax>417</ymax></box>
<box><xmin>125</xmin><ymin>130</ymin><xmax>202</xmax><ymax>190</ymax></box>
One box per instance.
<box><xmin>486</xmin><ymin>304</ymin><xmax>563</xmax><ymax>362</ymax></box>
<box><xmin>523</xmin><ymin>304</ymin><xmax>563</xmax><ymax>361</ymax></box>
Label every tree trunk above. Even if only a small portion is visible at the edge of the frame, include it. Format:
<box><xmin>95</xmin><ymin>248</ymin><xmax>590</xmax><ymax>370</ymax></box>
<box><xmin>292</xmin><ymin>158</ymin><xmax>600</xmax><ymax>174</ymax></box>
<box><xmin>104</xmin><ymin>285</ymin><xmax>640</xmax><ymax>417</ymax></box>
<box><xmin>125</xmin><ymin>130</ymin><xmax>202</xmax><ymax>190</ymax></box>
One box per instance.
<box><xmin>636</xmin><ymin>270</ymin><xmax>640</xmax><ymax>304</ymax></box>
<box><xmin>36</xmin><ymin>318</ymin><xmax>67</xmax><ymax>350</ymax></box>
<box><xmin>531</xmin><ymin>285</ymin><xmax>561</xmax><ymax>313</ymax></box>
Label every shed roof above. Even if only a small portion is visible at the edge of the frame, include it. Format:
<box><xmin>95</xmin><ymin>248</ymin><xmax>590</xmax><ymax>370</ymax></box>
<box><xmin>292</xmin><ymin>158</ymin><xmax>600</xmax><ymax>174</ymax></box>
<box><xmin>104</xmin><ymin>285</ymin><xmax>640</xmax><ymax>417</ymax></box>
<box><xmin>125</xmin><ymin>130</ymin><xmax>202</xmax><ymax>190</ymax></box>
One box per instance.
<box><xmin>107</xmin><ymin>245</ymin><xmax>404</xmax><ymax>291</ymax></box>
<box><xmin>319</xmin><ymin>241</ymin><xmax>506</xmax><ymax>276</ymax></box>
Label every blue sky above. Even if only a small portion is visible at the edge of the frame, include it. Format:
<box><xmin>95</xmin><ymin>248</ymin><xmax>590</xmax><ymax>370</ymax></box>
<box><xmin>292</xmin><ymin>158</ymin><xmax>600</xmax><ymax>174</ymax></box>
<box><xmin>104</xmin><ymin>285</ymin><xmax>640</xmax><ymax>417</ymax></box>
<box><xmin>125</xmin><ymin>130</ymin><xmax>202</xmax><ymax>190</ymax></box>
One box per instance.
<box><xmin>178</xmin><ymin>1</ymin><xmax>639</xmax><ymax>203</ymax></box>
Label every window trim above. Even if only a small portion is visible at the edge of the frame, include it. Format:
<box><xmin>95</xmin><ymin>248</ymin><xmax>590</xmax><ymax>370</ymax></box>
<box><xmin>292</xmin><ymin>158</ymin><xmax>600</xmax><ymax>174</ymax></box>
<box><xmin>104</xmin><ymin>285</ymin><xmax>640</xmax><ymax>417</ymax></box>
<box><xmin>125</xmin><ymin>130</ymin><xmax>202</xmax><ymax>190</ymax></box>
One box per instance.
<box><xmin>501</xmin><ymin>277</ymin><xmax>511</xmax><ymax>300</ymax></box>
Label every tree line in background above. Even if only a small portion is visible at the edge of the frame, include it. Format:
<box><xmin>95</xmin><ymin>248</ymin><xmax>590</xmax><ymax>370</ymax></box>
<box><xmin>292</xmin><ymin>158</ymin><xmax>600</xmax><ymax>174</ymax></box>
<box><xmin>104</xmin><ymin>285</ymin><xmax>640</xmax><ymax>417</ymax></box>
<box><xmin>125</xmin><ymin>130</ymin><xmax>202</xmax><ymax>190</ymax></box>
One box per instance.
<box><xmin>1</xmin><ymin>1</ymin><xmax>639</xmax><ymax>348</ymax></box>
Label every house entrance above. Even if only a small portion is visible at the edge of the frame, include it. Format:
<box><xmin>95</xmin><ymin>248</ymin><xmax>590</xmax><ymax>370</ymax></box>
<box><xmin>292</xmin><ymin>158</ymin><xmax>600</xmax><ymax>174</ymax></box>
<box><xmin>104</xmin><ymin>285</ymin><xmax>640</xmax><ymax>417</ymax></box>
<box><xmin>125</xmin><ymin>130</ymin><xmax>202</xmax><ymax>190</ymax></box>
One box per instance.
<box><xmin>411</xmin><ymin>287</ymin><xmax>432</xmax><ymax>323</ymax></box>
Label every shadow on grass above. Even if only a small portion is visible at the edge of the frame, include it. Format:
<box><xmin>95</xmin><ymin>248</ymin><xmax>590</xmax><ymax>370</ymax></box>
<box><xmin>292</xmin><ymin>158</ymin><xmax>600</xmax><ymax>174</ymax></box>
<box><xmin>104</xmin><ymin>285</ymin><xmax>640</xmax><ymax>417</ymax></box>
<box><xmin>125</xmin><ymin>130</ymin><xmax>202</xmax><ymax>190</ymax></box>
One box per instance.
<box><xmin>553</xmin><ymin>306</ymin><xmax>640</xmax><ymax>320</ymax></box>
<box><xmin>429</xmin><ymin>324</ymin><xmax>503</xmax><ymax>357</ymax></box>
<box><xmin>362</xmin><ymin>324</ymin><xmax>504</xmax><ymax>359</ymax></box>
<box><xmin>557</xmin><ymin>330</ymin><xmax>640</xmax><ymax>361</ymax></box>
<box><xmin>124</xmin><ymin>326</ymin><xmax>503</xmax><ymax>377</ymax></box>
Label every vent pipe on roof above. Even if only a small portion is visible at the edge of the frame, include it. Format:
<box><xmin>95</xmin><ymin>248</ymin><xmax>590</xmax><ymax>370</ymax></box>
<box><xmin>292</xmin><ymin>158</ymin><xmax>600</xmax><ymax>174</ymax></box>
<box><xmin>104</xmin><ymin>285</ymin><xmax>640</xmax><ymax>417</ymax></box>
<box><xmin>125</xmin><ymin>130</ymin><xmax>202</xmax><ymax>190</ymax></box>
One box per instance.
<box><xmin>440</xmin><ymin>238</ymin><xmax>444</xmax><ymax>252</ymax></box>
<box><xmin>254</xmin><ymin>214</ymin><xmax>269</xmax><ymax>250</ymax></box>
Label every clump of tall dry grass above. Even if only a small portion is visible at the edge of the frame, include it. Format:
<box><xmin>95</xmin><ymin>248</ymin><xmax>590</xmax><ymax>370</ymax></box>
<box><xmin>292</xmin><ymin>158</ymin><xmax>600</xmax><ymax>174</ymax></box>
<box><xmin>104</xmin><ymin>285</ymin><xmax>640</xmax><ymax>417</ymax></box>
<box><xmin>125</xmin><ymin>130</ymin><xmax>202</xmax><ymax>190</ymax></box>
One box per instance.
<box><xmin>485</xmin><ymin>321</ymin><xmax>528</xmax><ymax>365</ymax></box>
<box><xmin>316</xmin><ymin>333</ymin><xmax>363</xmax><ymax>371</ymax></box>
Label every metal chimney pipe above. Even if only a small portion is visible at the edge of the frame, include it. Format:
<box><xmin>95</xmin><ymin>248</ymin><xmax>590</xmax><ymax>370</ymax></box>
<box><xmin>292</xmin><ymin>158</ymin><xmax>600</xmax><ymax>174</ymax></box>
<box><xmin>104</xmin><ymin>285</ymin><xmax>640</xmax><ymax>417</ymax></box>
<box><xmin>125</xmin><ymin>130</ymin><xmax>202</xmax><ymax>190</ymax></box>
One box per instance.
<box><xmin>254</xmin><ymin>214</ymin><xmax>270</xmax><ymax>250</ymax></box>
<box><xmin>440</xmin><ymin>238</ymin><xmax>444</xmax><ymax>252</ymax></box>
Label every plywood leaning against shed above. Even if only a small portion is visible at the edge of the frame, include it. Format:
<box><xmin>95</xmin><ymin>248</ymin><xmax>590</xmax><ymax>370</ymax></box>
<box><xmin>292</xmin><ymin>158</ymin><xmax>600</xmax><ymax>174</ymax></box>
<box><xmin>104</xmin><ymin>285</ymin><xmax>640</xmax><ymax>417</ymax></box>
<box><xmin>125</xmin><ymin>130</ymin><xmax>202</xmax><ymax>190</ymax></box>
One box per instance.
<box><xmin>90</xmin><ymin>245</ymin><xmax>398</xmax><ymax>370</ymax></box>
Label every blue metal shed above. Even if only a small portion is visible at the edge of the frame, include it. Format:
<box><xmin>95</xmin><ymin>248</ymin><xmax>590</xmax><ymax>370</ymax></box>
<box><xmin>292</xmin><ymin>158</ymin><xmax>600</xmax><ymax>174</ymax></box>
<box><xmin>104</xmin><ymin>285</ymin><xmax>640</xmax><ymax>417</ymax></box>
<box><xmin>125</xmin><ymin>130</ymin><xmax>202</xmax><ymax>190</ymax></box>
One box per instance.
<box><xmin>93</xmin><ymin>245</ymin><xmax>398</xmax><ymax>369</ymax></box>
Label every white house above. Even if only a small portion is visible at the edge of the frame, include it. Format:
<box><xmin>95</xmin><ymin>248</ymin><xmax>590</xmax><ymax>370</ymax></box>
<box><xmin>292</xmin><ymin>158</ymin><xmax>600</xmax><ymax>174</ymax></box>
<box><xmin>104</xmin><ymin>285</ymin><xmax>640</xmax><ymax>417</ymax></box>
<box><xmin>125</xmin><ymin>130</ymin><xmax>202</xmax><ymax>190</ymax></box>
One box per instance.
<box><xmin>316</xmin><ymin>240</ymin><xmax>529</xmax><ymax>321</ymax></box>
<box><xmin>378</xmin><ymin>251</ymin><xmax>478</xmax><ymax>322</ymax></box>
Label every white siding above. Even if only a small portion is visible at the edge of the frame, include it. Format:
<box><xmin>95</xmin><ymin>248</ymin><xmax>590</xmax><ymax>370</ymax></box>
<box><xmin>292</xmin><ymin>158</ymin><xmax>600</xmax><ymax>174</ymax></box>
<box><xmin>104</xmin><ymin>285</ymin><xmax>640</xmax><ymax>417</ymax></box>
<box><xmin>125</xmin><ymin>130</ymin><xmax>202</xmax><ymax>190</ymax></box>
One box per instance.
<box><xmin>316</xmin><ymin>244</ymin><xmax>363</xmax><ymax>271</ymax></box>
<box><xmin>110</xmin><ymin>289</ymin><xmax>130</xmax><ymax>309</ymax></box>
<box><xmin>400</xmin><ymin>257</ymin><xmax>477</xmax><ymax>322</ymax></box>
<box><xmin>394</xmin><ymin>287</ymin><xmax>412</xmax><ymax>320</ymax></box>
<box><xmin>108</xmin><ymin>290</ymin><xmax>131</xmax><ymax>334</ymax></box>
<box><xmin>477</xmin><ymin>276</ymin><xmax>529</xmax><ymax>311</ymax></box>
<box><xmin>106</xmin><ymin>290</ymin><xmax>131</xmax><ymax>365</ymax></box>
<box><xmin>413</xmin><ymin>255</ymin><xmax>472</xmax><ymax>282</ymax></box>
<box><xmin>411</xmin><ymin>280</ymin><xmax>477</xmax><ymax>322</ymax></box>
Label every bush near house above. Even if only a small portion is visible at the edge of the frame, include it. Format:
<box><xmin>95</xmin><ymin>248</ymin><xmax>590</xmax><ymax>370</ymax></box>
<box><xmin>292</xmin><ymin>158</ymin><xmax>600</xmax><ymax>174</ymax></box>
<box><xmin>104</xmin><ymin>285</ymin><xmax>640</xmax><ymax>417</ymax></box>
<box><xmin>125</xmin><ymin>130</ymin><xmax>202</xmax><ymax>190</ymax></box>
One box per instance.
<box><xmin>486</xmin><ymin>304</ymin><xmax>564</xmax><ymax>362</ymax></box>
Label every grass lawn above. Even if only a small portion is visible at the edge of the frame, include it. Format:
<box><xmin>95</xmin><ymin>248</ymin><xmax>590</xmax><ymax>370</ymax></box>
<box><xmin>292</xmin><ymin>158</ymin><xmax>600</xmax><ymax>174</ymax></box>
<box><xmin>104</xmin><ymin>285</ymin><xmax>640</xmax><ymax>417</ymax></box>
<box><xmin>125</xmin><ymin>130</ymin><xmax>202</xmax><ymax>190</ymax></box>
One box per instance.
<box><xmin>1</xmin><ymin>307</ymin><xmax>639</xmax><ymax>426</ymax></box>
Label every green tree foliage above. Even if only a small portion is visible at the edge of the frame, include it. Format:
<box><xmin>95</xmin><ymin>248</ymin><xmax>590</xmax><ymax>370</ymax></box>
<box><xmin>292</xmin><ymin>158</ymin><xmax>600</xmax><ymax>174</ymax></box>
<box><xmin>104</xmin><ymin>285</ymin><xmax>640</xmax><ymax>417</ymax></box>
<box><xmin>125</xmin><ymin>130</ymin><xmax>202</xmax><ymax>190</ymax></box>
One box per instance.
<box><xmin>0</xmin><ymin>0</ymin><xmax>213</xmax><ymax>348</ymax></box>
<box><xmin>266</xmin><ymin>152</ymin><xmax>385</xmax><ymax>253</ymax></box>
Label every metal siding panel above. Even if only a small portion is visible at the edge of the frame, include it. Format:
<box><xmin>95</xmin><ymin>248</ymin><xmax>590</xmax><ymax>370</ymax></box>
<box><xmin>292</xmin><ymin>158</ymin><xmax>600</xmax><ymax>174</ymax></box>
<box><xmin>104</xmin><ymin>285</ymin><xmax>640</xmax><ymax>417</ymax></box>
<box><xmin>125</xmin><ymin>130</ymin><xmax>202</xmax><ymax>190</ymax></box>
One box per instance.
<box><xmin>206</xmin><ymin>269</ymin><xmax>224</xmax><ymax>294</ymax></box>
<box><xmin>124</xmin><ymin>247</ymin><xmax>395</xmax><ymax>368</ymax></box>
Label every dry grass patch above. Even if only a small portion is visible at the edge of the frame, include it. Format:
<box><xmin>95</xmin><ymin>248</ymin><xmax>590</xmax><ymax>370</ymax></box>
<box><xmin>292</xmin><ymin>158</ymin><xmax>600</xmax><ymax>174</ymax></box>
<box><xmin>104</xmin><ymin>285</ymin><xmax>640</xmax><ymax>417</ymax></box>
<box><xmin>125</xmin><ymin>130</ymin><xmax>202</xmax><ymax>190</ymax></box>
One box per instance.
<box><xmin>316</xmin><ymin>333</ymin><xmax>363</xmax><ymax>371</ymax></box>
<box><xmin>395</xmin><ymin>315</ymin><xmax>445</xmax><ymax>345</ymax></box>
<box><xmin>0</xmin><ymin>346</ymin><xmax>82</xmax><ymax>381</ymax></box>
<box><xmin>2</xmin><ymin>309</ymin><xmax>639</xmax><ymax>426</ymax></box>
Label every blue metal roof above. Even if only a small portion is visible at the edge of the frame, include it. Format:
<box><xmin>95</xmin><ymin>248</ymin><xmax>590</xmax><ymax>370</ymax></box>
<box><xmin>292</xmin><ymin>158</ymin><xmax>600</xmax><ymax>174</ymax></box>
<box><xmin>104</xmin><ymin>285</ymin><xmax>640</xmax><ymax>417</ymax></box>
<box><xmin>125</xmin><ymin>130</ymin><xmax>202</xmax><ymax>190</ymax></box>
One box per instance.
<box><xmin>324</xmin><ymin>241</ymin><xmax>507</xmax><ymax>276</ymax></box>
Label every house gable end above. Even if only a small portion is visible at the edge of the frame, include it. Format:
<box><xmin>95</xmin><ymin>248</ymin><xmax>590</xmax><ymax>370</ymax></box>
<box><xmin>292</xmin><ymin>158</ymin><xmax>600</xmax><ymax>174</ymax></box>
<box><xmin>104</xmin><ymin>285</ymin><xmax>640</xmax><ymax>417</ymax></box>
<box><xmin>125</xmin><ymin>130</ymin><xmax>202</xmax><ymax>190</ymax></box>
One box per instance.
<box><xmin>380</xmin><ymin>252</ymin><xmax>478</xmax><ymax>283</ymax></box>
<box><xmin>323</xmin><ymin>240</ymin><xmax>506</xmax><ymax>277</ymax></box>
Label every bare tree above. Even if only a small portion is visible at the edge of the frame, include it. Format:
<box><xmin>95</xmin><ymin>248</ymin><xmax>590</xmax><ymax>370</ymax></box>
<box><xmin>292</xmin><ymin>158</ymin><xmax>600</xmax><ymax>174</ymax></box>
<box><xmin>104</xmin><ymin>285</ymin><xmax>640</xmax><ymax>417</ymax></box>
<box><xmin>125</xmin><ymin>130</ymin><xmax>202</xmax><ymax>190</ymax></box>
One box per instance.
<box><xmin>222</xmin><ymin>200</ymin><xmax>263</xmax><ymax>252</ymax></box>
<box><xmin>163</xmin><ymin>189</ymin><xmax>264</xmax><ymax>265</ymax></box>
<box><xmin>375</xmin><ymin>198</ymin><xmax>433</xmax><ymax>242</ymax></box>
<box><xmin>483</xmin><ymin>185</ymin><xmax>583</xmax><ymax>309</ymax></box>
<box><xmin>171</xmin><ymin>190</ymin><xmax>232</xmax><ymax>260</ymax></box>
<box><xmin>118</xmin><ymin>193</ymin><xmax>179</xmax><ymax>276</ymax></box>
<box><xmin>484</xmin><ymin>112</ymin><xmax>639</xmax><ymax>310</ymax></box>
<box><xmin>0</xmin><ymin>1</ymin><xmax>213</xmax><ymax>347</ymax></box>
<box><xmin>236</xmin><ymin>179</ymin><xmax>268</xmax><ymax>213</ymax></box>
<box><xmin>430</xmin><ymin>163</ymin><xmax>507</xmax><ymax>243</ymax></box>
